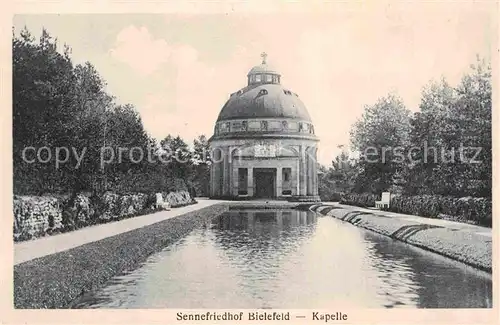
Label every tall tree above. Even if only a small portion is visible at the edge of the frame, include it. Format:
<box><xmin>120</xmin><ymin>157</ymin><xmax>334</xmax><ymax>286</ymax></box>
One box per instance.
<box><xmin>13</xmin><ymin>27</ymin><xmax>77</xmax><ymax>193</ymax></box>
<box><xmin>406</xmin><ymin>57</ymin><xmax>491</xmax><ymax>197</ymax></box>
<box><xmin>190</xmin><ymin>135</ymin><xmax>211</xmax><ymax>196</ymax></box>
<box><xmin>406</xmin><ymin>78</ymin><xmax>457</xmax><ymax>195</ymax></box>
<box><xmin>350</xmin><ymin>93</ymin><xmax>411</xmax><ymax>193</ymax></box>
<box><xmin>160</xmin><ymin>135</ymin><xmax>192</xmax><ymax>190</ymax></box>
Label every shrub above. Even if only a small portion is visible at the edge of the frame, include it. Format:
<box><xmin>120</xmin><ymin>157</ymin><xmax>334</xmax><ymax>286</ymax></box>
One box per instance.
<box><xmin>330</xmin><ymin>192</ymin><xmax>343</xmax><ymax>202</ymax></box>
<box><xmin>386</xmin><ymin>195</ymin><xmax>492</xmax><ymax>227</ymax></box>
<box><xmin>340</xmin><ymin>193</ymin><xmax>380</xmax><ymax>207</ymax></box>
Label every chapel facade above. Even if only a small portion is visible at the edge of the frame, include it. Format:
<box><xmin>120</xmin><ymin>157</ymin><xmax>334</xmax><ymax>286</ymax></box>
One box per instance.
<box><xmin>208</xmin><ymin>53</ymin><xmax>320</xmax><ymax>201</ymax></box>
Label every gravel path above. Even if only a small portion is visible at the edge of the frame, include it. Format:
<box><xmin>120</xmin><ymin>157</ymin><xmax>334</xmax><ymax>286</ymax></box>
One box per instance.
<box><xmin>14</xmin><ymin>204</ymin><xmax>229</xmax><ymax>309</ymax></box>
<box><xmin>15</xmin><ymin>199</ymin><xmax>225</xmax><ymax>265</ymax></box>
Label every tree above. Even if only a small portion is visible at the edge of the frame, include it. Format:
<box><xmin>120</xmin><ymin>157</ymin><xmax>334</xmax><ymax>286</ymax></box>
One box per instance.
<box><xmin>13</xmin><ymin>27</ymin><xmax>163</xmax><ymax>195</ymax></box>
<box><xmin>13</xmin><ymin>27</ymin><xmax>77</xmax><ymax>193</ymax></box>
<box><xmin>192</xmin><ymin>135</ymin><xmax>210</xmax><ymax>164</ymax></box>
<box><xmin>159</xmin><ymin>135</ymin><xmax>192</xmax><ymax>190</ymax></box>
<box><xmin>350</xmin><ymin>93</ymin><xmax>411</xmax><ymax>193</ymax></box>
<box><xmin>406</xmin><ymin>78</ymin><xmax>457</xmax><ymax>195</ymax></box>
<box><xmin>453</xmin><ymin>57</ymin><xmax>491</xmax><ymax>197</ymax></box>
<box><xmin>190</xmin><ymin>135</ymin><xmax>211</xmax><ymax>196</ymax></box>
<box><xmin>406</xmin><ymin>57</ymin><xmax>491</xmax><ymax>197</ymax></box>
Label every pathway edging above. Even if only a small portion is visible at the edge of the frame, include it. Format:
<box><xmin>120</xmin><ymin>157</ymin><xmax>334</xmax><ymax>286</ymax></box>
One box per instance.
<box><xmin>311</xmin><ymin>204</ymin><xmax>492</xmax><ymax>273</ymax></box>
<box><xmin>14</xmin><ymin>204</ymin><xmax>229</xmax><ymax>309</ymax></box>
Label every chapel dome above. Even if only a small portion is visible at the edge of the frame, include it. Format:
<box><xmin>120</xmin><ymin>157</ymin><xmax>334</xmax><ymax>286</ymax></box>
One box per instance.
<box><xmin>216</xmin><ymin>84</ymin><xmax>312</xmax><ymax>122</ymax></box>
<box><xmin>216</xmin><ymin>53</ymin><xmax>312</xmax><ymax>122</ymax></box>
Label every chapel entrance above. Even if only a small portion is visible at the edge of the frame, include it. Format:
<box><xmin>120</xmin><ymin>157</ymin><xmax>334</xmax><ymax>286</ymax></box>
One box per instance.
<box><xmin>254</xmin><ymin>168</ymin><xmax>276</xmax><ymax>198</ymax></box>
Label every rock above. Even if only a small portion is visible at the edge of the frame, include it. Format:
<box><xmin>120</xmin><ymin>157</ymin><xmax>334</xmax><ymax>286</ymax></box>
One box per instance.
<box><xmin>13</xmin><ymin>196</ymin><xmax>64</xmax><ymax>240</ymax></box>
<box><xmin>164</xmin><ymin>190</ymin><xmax>192</xmax><ymax>207</ymax></box>
<box><xmin>13</xmin><ymin>190</ymin><xmax>196</xmax><ymax>242</ymax></box>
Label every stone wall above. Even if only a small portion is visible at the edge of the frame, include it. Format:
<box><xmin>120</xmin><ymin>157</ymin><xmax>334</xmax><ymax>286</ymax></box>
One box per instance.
<box><xmin>13</xmin><ymin>196</ymin><xmax>64</xmax><ymax>241</ymax></box>
<box><xmin>13</xmin><ymin>190</ymin><xmax>195</xmax><ymax>242</ymax></box>
<box><xmin>96</xmin><ymin>192</ymin><xmax>150</xmax><ymax>221</ymax></box>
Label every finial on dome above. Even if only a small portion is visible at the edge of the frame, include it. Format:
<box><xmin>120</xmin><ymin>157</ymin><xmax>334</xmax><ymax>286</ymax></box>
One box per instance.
<box><xmin>261</xmin><ymin>52</ymin><xmax>268</xmax><ymax>64</ymax></box>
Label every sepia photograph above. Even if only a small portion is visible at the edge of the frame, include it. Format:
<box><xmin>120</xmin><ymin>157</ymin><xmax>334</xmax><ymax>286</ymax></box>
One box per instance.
<box><xmin>4</xmin><ymin>1</ymin><xmax>498</xmax><ymax>324</ymax></box>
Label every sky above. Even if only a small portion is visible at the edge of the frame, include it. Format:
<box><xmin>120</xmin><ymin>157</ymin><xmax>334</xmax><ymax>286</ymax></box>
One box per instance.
<box><xmin>13</xmin><ymin>3</ymin><xmax>496</xmax><ymax>165</ymax></box>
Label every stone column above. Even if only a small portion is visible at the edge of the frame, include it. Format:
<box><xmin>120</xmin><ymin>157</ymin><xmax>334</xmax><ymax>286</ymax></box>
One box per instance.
<box><xmin>213</xmin><ymin>161</ymin><xmax>219</xmax><ymax>197</ymax></box>
<box><xmin>209</xmin><ymin>158</ymin><xmax>214</xmax><ymax>196</ymax></box>
<box><xmin>276</xmin><ymin>167</ymin><xmax>282</xmax><ymax>197</ymax></box>
<box><xmin>217</xmin><ymin>161</ymin><xmax>223</xmax><ymax>197</ymax></box>
<box><xmin>299</xmin><ymin>145</ymin><xmax>307</xmax><ymax>196</ymax></box>
<box><xmin>295</xmin><ymin>159</ymin><xmax>300</xmax><ymax>195</ymax></box>
<box><xmin>223</xmin><ymin>147</ymin><xmax>230</xmax><ymax>196</ymax></box>
<box><xmin>213</xmin><ymin>147</ymin><xmax>224</xmax><ymax>197</ymax></box>
<box><xmin>313</xmin><ymin>148</ymin><xmax>319</xmax><ymax>196</ymax></box>
<box><xmin>307</xmin><ymin>148</ymin><xmax>314</xmax><ymax>196</ymax></box>
<box><xmin>232</xmin><ymin>164</ymin><xmax>239</xmax><ymax>197</ymax></box>
<box><xmin>248</xmin><ymin>167</ymin><xmax>254</xmax><ymax>197</ymax></box>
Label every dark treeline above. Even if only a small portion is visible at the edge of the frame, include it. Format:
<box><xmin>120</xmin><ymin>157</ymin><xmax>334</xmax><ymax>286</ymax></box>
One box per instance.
<box><xmin>319</xmin><ymin>57</ymin><xmax>492</xmax><ymax>200</ymax></box>
<box><xmin>13</xmin><ymin>27</ymin><xmax>210</xmax><ymax>196</ymax></box>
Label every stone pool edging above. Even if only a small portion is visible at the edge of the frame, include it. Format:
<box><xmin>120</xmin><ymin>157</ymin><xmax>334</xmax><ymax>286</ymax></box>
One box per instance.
<box><xmin>14</xmin><ymin>204</ymin><xmax>229</xmax><ymax>309</ymax></box>
<box><xmin>310</xmin><ymin>204</ymin><xmax>492</xmax><ymax>273</ymax></box>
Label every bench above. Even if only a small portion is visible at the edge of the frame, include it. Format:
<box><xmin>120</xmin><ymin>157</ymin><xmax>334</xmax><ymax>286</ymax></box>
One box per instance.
<box><xmin>375</xmin><ymin>192</ymin><xmax>391</xmax><ymax>209</ymax></box>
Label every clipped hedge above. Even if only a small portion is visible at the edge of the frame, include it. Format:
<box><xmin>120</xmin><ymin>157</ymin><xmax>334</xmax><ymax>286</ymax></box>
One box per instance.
<box><xmin>339</xmin><ymin>193</ymin><xmax>380</xmax><ymax>208</ymax></box>
<box><xmin>383</xmin><ymin>195</ymin><xmax>492</xmax><ymax>227</ymax></box>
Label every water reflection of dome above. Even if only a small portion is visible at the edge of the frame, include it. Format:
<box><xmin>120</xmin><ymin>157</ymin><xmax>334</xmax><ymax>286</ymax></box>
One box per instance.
<box><xmin>212</xmin><ymin>209</ymin><xmax>317</xmax><ymax>234</ymax></box>
<box><xmin>210</xmin><ymin>209</ymin><xmax>317</xmax><ymax>260</ymax></box>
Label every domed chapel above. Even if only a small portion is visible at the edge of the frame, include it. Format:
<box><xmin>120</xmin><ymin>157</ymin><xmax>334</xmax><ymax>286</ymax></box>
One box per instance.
<box><xmin>208</xmin><ymin>53</ymin><xmax>320</xmax><ymax>201</ymax></box>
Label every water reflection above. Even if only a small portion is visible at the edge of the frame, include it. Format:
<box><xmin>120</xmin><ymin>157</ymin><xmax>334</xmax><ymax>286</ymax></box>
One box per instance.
<box><xmin>363</xmin><ymin>232</ymin><xmax>492</xmax><ymax>308</ymax></box>
<box><xmin>208</xmin><ymin>210</ymin><xmax>318</xmax><ymax>308</ymax></box>
<box><xmin>73</xmin><ymin>209</ymin><xmax>492</xmax><ymax>309</ymax></box>
<box><xmin>211</xmin><ymin>210</ymin><xmax>316</xmax><ymax>258</ymax></box>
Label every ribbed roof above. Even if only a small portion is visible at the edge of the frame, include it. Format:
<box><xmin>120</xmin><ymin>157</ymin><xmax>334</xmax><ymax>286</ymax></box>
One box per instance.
<box><xmin>216</xmin><ymin>84</ymin><xmax>312</xmax><ymax>122</ymax></box>
<box><xmin>247</xmin><ymin>63</ymin><xmax>280</xmax><ymax>76</ymax></box>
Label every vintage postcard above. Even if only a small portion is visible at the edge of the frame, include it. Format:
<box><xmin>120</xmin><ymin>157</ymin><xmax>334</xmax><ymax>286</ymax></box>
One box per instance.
<box><xmin>2</xmin><ymin>0</ymin><xmax>498</xmax><ymax>324</ymax></box>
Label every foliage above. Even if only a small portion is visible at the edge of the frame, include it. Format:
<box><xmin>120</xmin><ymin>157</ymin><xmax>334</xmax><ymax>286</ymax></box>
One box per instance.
<box><xmin>318</xmin><ymin>150</ymin><xmax>359</xmax><ymax>201</ymax></box>
<box><xmin>319</xmin><ymin>59</ymin><xmax>492</xmax><ymax>220</ymax></box>
<box><xmin>319</xmin><ymin>56</ymin><xmax>492</xmax><ymax>225</ymax></box>
<box><xmin>405</xmin><ymin>58</ymin><xmax>492</xmax><ymax>197</ymax></box>
<box><xmin>339</xmin><ymin>193</ymin><xmax>380</xmax><ymax>208</ymax></box>
<box><xmin>190</xmin><ymin>135</ymin><xmax>211</xmax><ymax>196</ymax></box>
<box><xmin>350</xmin><ymin>93</ymin><xmax>412</xmax><ymax>194</ymax></box>
<box><xmin>384</xmin><ymin>195</ymin><xmax>492</xmax><ymax>227</ymax></box>
<box><xmin>13</xmin><ymin>27</ymin><xmax>211</xmax><ymax>197</ymax></box>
